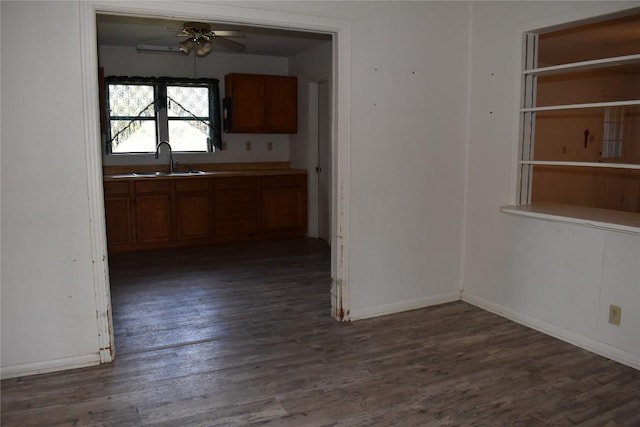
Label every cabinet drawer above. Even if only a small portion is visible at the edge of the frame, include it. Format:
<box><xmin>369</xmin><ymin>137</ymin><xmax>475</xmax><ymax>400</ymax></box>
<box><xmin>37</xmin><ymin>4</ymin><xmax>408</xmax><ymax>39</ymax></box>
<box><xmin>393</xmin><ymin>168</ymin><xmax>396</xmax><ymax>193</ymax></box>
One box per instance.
<box><xmin>135</xmin><ymin>180</ymin><xmax>171</xmax><ymax>193</ymax></box>
<box><xmin>215</xmin><ymin>189</ymin><xmax>258</xmax><ymax>203</ymax></box>
<box><xmin>104</xmin><ymin>181</ymin><xmax>130</xmax><ymax>196</ymax></box>
<box><xmin>261</xmin><ymin>174</ymin><xmax>306</xmax><ymax>188</ymax></box>
<box><xmin>214</xmin><ymin>202</ymin><xmax>257</xmax><ymax>220</ymax></box>
<box><xmin>214</xmin><ymin>219</ymin><xmax>258</xmax><ymax>237</ymax></box>
<box><xmin>213</xmin><ymin>176</ymin><xmax>257</xmax><ymax>190</ymax></box>
<box><xmin>175</xmin><ymin>179</ymin><xmax>210</xmax><ymax>193</ymax></box>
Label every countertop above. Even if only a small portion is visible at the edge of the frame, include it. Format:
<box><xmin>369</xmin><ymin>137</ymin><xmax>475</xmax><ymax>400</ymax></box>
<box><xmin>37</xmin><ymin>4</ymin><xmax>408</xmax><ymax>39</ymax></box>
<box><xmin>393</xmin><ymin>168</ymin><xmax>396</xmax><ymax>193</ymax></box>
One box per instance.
<box><xmin>103</xmin><ymin>168</ymin><xmax>307</xmax><ymax>181</ymax></box>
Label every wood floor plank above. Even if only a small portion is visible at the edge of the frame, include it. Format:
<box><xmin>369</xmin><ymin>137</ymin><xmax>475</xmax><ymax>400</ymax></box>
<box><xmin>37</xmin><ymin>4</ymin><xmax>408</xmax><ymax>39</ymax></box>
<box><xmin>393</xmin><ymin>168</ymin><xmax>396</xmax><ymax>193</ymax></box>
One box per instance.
<box><xmin>2</xmin><ymin>238</ymin><xmax>639</xmax><ymax>426</ymax></box>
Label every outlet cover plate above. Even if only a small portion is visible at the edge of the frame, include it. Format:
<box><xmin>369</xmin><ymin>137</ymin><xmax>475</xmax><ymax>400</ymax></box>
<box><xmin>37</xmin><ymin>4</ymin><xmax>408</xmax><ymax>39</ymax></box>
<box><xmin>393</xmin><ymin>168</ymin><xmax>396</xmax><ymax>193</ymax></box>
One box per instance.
<box><xmin>608</xmin><ymin>304</ymin><xmax>622</xmax><ymax>326</ymax></box>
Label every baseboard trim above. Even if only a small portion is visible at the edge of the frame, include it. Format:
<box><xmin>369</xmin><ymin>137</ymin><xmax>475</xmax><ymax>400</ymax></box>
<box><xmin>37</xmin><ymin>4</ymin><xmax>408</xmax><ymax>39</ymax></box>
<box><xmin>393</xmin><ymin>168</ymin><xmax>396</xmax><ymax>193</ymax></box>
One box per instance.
<box><xmin>461</xmin><ymin>292</ymin><xmax>639</xmax><ymax>371</ymax></box>
<box><xmin>349</xmin><ymin>291</ymin><xmax>461</xmax><ymax>321</ymax></box>
<box><xmin>1</xmin><ymin>353</ymin><xmax>101</xmax><ymax>380</ymax></box>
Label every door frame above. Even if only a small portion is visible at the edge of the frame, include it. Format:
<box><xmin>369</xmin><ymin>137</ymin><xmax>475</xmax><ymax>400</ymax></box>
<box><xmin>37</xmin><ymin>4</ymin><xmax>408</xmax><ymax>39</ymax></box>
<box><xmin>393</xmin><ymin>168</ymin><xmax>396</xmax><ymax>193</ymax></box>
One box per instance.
<box><xmin>307</xmin><ymin>76</ymin><xmax>332</xmax><ymax>241</ymax></box>
<box><xmin>80</xmin><ymin>1</ymin><xmax>352</xmax><ymax>362</ymax></box>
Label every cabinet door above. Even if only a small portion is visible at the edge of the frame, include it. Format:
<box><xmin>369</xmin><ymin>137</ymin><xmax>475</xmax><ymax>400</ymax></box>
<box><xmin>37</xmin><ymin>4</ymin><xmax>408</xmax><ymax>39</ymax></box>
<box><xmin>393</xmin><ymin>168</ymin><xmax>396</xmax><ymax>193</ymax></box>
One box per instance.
<box><xmin>262</xmin><ymin>188</ymin><xmax>306</xmax><ymax>232</ymax></box>
<box><xmin>213</xmin><ymin>176</ymin><xmax>259</xmax><ymax>240</ymax></box>
<box><xmin>135</xmin><ymin>194</ymin><xmax>172</xmax><ymax>243</ymax></box>
<box><xmin>104</xmin><ymin>197</ymin><xmax>134</xmax><ymax>248</ymax></box>
<box><xmin>227</xmin><ymin>74</ymin><xmax>265</xmax><ymax>132</ymax></box>
<box><xmin>261</xmin><ymin>187</ymin><xmax>305</xmax><ymax>232</ymax></box>
<box><xmin>260</xmin><ymin>174</ymin><xmax>307</xmax><ymax>236</ymax></box>
<box><xmin>175</xmin><ymin>192</ymin><xmax>211</xmax><ymax>240</ymax></box>
<box><xmin>134</xmin><ymin>181</ymin><xmax>173</xmax><ymax>244</ymax></box>
<box><xmin>104</xmin><ymin>181</ymin><xmax>134</xmax><ymax>250</ymax></box>
<box><xmin>175</xmin><ymin>179</ymin><xmax>211</xmax><ymax>241</ymax></box>
<box><xmin>265</xmin><ymin>76</ymin><xmax>297</xmax><ymax>133</ymax></box>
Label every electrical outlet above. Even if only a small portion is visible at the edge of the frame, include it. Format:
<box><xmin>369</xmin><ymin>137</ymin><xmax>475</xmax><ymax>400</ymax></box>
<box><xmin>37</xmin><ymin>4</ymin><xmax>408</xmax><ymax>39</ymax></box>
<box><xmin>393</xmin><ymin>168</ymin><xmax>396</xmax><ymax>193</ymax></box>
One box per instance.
<box><xmin>267</xmin><ymin>142</ymin><xmax>273</xmax><ymax>151</ymax></box>
<box><xmin>608</xmin><ymin>304</ymin><xmax>622</xmax><ymax>326</ymax></box>
<box><xmin>246</xmin><ymin>141</ymin><xmax>252</xmax><ymax>151</ymax></box>
<box><xmin>221</xmin><ymin>141</ymin><xmax>227</xmax><ymax>151</ymax></box>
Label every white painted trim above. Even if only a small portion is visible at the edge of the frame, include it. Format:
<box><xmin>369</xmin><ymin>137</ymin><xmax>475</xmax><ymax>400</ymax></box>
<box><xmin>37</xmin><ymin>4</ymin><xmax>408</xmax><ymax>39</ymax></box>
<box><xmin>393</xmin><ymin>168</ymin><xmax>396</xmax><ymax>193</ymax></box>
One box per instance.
<box><xmin>307</xmin><ymin>81</ymin><xmax>320</xmax><ymax>239</ymax></box>
<box><xmin>332</xmin><ymin>27</ymin><xmax>351</xmax><ymax>321</ymax></box>
<box><xmin>79</xmin><ymin>2</ymin><xmax>114</xmax><ymax>363</ymax></box>
<box><xmin>84</xmin><ymin>1</ymin><xmax>352</xmax><ymax>328</ymax></box>
<box><xmin>349</xmin><ymin>292</ymin><xmax>461</xmax><ymax>321</ymax></box>
<box><xmin>462</xmin><ymin>292</ymin><xmax>640</xmax><ymax>371</ymax></box>
<box><xmin>1</xmin><ymin>354</ymin><xmax>101</xmax><ymax>380</ymax></box>
<box><xmin>459</xmin><ymin>0</ymin><xmax>474</xmax><ymax>293</ymax></box>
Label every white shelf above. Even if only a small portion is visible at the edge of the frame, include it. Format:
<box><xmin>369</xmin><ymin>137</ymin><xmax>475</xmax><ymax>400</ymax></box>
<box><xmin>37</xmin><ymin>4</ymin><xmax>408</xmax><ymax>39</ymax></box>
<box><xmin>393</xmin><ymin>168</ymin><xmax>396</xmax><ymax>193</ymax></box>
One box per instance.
<box><xmin>523</xmin><ymin>54</ymin><xmax>640</xmax><ymax>77</ymax></box>
<box><xmin>501</xmin><ymin>202</ymin><xmax>640</xmax><ymax>235</ymax></box>
<box><xmin>519</xmin><ymin>161</ymin><xmax>640</xmax><ymax>170</ymax></box>
<box><xmin>520</xmin><ymin>99</ymin><xmax>640</xmax><ymax>113</ymax></box>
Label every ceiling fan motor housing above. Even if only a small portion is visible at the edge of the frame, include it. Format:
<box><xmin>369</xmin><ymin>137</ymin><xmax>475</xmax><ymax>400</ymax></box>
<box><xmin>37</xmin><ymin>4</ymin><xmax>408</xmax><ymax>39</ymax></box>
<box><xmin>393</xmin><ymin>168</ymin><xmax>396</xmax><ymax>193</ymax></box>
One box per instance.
<box><xmin>183</xmin><ymin>22</ymin><xmax>214</xmax><ymax>39</ymax></box>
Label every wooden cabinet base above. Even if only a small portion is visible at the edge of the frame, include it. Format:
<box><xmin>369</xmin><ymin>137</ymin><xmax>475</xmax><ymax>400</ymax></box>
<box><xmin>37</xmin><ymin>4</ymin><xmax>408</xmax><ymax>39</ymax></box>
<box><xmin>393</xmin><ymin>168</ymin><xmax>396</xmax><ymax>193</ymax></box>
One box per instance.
<box><xmin>104</xmin><ymin>172</ymin><xmax>307</xmax><ymax>253</ymax></box>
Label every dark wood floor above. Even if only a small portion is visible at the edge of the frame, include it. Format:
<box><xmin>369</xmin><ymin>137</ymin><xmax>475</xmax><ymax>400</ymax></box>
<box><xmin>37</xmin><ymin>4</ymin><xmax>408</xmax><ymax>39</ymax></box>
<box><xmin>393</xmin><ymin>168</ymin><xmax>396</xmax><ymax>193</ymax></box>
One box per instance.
<box><xmin>2</xmin><ymin>238</ymin><xmax>639</xmax><ymax>426</ymax></box>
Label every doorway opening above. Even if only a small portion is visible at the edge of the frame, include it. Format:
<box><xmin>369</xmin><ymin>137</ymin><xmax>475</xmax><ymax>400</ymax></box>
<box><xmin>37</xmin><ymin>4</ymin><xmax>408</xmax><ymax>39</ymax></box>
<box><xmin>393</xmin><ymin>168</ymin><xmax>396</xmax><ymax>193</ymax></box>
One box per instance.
<box><xmin>85</xmin><ymin>3</ymin><xmax>344</xmax><ymax>362</ymax></box>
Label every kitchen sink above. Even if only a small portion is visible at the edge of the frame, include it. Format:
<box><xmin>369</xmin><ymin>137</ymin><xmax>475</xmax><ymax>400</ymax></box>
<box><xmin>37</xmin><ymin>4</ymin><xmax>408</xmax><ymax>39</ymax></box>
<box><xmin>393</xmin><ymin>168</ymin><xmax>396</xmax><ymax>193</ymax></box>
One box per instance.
<box><xmin>132</xmin><ymin>171</ymin><xmax>170</xmax><ymax>177</ymax></box>
<box><xmin>131</xmin><ymin>170</ymin><xmax>206</xmax><ymax>177</ymax></box>
<box><xmin>171</xmin><ymin>170</ymin><xmax>206</xmax><ymax>176</ymax></box>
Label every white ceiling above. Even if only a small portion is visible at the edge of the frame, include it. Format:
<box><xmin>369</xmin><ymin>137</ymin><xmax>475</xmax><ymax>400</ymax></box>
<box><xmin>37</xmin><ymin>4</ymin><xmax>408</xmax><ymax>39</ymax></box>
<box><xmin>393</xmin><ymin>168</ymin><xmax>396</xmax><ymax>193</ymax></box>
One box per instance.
<box><xmin>96</xmin><ymin>14</ymin><xmax>332</xmax><ymax>57</ymax></box>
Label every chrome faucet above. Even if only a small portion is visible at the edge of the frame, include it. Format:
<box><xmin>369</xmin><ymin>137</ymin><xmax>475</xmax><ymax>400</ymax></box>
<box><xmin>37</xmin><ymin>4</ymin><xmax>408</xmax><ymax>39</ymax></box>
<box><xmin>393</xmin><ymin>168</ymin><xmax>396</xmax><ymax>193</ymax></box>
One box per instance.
<box><xmin>154</xmin><ymin>141</ymin><xmax>175</xmax><ymax>173</ymax></box>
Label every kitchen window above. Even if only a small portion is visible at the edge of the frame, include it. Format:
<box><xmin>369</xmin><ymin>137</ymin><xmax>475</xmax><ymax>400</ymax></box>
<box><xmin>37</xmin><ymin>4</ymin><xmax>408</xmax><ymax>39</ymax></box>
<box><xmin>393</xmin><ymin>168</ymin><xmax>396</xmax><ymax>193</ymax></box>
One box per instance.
<box><xmin>508</xmin><ymin>12</ymin><xmax>640</xmax><ymax>231</ymax></box>
<box><xmin>105</xmin><ymin>77</ymin><xmax>221</xmax><ymax>154</ymax></box>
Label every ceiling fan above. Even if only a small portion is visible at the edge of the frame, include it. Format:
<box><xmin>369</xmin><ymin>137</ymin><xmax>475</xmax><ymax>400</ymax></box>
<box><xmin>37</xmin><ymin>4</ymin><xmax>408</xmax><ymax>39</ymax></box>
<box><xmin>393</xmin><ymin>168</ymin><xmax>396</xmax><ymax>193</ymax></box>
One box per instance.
<box><xmin>171</xmin><ymin>22</ymin><xmax>246</xmax><ymax>56</ymax></box>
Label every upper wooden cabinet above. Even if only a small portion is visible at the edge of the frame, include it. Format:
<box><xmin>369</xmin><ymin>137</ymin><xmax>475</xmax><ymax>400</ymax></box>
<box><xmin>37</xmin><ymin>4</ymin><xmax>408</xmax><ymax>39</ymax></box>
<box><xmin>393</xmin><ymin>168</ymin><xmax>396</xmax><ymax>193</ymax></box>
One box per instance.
<box><xmin>224</xmin><ymin>73</ymin><xmax>297</xmax><ymax>134</ymax></box>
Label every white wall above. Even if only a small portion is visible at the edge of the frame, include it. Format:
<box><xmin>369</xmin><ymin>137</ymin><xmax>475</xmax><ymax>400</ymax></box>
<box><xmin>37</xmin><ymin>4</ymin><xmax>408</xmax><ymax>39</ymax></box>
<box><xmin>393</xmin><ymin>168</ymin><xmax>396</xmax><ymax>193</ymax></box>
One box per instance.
<box><xmin>1</xmin><ymin>1</ymin><xmax>102</xmax><ymax>376</ymax></box>
<box><xmin>289</xmin><ymin>42</ymin><xmax>332</xmax><ymax>238</ymax></box>
<box><xmin>462</xmin><ymin>1</ymin><xmax>640</xmax><ymax>369</ymax></box>
<box><xmin>14</xmin><ymin>1</ymin><xmax>636</xmax><ymax>379</ymax></box>
<box><xmin>1</xmin><ymin>0</ymin><xmax>470</xmax><ymax>377</ymax></box>
<box><xmin>288</xmin><ymin>42</ymin><xmax>332</xmax><ymax>170</ymax></box>
<box><xmin>346</xmin><ymin>1</ymin><xmax>470</xmax><ymax>318</ymax></box>
<box><xmin>99</xmin><ymin>45</ymin><xmax>290</xmax><ymax>166</ymax></box>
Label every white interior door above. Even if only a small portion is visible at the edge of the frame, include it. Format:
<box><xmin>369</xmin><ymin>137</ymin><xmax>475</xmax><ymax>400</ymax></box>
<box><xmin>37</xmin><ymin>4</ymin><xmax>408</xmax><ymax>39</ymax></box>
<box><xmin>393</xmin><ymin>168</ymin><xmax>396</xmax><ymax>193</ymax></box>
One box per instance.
<box><xmin>317</xmin><ymin>80</ymin><xmax>331</xmax><ymax>243</ymax></box>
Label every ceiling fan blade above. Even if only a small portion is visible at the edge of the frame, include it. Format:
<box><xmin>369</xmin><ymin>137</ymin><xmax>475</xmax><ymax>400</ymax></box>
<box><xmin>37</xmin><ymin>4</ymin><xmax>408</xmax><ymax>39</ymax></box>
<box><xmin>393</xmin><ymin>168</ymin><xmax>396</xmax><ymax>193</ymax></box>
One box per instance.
<box><xmin>215</xmin><ymin>36</ymin><xmax>246</xmax><ymax>52</ymax></box>
<box><xmin>211</xmin><ymin>30</ymin><xmax>245</xmax><ymax>38</ymax></box>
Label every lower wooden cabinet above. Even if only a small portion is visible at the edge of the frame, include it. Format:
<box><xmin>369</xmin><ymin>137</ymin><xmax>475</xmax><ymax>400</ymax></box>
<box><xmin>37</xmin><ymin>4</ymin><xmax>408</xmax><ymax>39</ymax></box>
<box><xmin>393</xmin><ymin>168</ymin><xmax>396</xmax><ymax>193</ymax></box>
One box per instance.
<box><xmin>213</xmin><ymin>176</ymin><xmax>259</xmax><ymax>240</ymax></box>
<box><xmin>135</xmin><ymin>180</ymin><xmax>173</xmax><ymax>244</ymax></box>
<box><xmin>175</xmin><ymin>179</ymin><xmax>212</xmax><ymax>241</ymax></box>
<box><xmin>104</xmin><ymin>181</ymin><xmax>134</xmax><ymax>249</ymax></box>
<box><xmin>261</xmin><ymin>174</ymin><xmax>307</xmax><ymax>235</ymax></box>
<box><xmin>103</xmin><ymin>172</ymin><xmax>307</xmax><ymax>252</ymax></box>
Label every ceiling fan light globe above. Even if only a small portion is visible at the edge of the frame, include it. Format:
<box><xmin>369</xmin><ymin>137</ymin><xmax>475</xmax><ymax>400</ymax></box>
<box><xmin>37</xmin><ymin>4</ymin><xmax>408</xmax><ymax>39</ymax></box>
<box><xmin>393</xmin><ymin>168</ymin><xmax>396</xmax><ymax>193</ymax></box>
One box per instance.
<box><xmin>179</xmin><ymin>39</ymin><xmax>194</xmax><ymax>55</ymax></box>
<box><xmin>195</xmin><ymin>39</ymin><xmax>213</xmax><ymax>56</ymax></box>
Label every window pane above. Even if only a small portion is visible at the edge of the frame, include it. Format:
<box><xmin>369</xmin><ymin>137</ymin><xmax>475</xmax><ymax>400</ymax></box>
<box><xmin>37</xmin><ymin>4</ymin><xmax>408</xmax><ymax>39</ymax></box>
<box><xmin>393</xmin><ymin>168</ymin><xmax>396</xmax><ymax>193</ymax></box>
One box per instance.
<box><xmin>168</xmin><ymin>120</ymin><xmax>209</xmax><ymax>152</ymax></box>
<box><xmin>110</xmin><ymin>120</ymin><xmax>157</xmax><ymax>153</ymax></box>
<box><xmin>533</xmin><ymin>106</ymin><xmax>640</xmax><ymax>164</ymax></box>
<box><xmin>167</xmin><ymin>86</ymin><xmax>209</xmax><ymax>118</ymax></box>
<box><xmin>108</xmin><ymin>84</ymin><xmax>155</xmax><ymax>117</ymax></box>
<box><xmin>531</xmin><ymin>166</ymin><xmax>640</xmax><ymax>212</ymax></box>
